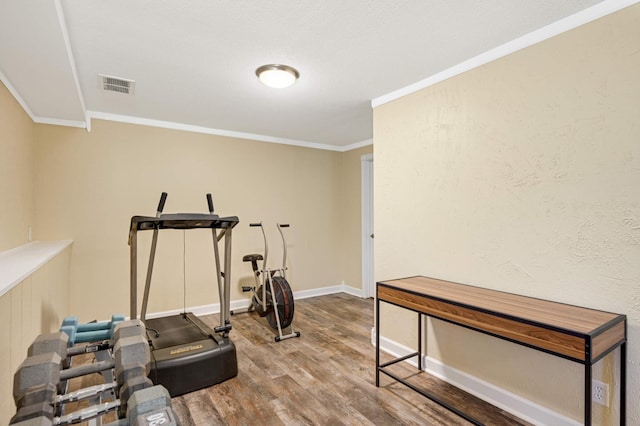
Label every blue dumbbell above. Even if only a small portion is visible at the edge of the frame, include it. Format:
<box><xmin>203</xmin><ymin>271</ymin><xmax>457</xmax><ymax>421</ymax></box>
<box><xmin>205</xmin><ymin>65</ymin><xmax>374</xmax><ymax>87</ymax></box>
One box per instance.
<box><xmin>61</xmin><ymin>314</ymin><xmax>125</xmax><ymax>333</ymax></box>
<box><xmin>60</xmin><ymin>314</ymin><xmax>125</xmax><ymax>346</ymax></box>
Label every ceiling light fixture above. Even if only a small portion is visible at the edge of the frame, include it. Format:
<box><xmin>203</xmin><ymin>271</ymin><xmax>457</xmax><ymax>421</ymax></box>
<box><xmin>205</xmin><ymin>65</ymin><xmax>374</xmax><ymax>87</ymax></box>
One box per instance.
<box><xmin>256</xmin><ymin>64</ymin><xmax>299</xmax><ymax>88</ymax></box>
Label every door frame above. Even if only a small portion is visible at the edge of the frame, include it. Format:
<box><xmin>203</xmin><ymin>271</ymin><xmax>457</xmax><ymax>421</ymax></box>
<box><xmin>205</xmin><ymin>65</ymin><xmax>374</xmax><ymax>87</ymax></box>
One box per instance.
<box><xmin>361</xmin><ymin>153</ymin><xmax>374</xmax><ymax>298</ymax></box>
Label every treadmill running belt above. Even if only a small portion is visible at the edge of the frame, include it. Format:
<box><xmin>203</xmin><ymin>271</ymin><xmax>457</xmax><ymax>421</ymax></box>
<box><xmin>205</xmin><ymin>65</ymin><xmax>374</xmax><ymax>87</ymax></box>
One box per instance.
<box><xmin>145</xmin><ymin>314</ymin><xmax>210</xmax><ymax>349</ymax></box>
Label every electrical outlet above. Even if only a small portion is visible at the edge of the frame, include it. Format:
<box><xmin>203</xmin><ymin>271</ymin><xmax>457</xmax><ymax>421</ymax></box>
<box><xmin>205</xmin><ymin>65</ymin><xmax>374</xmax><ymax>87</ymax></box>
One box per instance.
<box><xmin>592</xmin><ymin>379</ymin><xmax>609</xmax><ymax>407</ymax></box>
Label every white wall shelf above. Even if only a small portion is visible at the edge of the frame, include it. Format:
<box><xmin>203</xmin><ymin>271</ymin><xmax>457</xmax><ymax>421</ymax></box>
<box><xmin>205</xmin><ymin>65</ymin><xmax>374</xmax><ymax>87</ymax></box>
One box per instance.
<box><xmin>0</xmin><ymin>240</ymin><xmax>72</xmax><ymax>297</ymax></box>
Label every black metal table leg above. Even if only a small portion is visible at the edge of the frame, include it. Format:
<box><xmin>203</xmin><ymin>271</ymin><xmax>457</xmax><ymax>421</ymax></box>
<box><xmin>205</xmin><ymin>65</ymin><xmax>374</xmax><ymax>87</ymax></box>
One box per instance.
<box><xmin>620</xmin><ymin>342</ymin><xmax>626</xmax><ymax>425</ymax></box>
<box><xmin>376</xmin><ymin>292</ymin><xmax>380</xmax><ymax>387</ymax></box>
<box><xmin>585</xmin><ymin>361</ymin><xmax>592</xmax><ymax>425</ymax></box>
<box><xmin>418</xmin><ymin>313</ymin><xmax>422</xmax><ymax>371</ymax></box>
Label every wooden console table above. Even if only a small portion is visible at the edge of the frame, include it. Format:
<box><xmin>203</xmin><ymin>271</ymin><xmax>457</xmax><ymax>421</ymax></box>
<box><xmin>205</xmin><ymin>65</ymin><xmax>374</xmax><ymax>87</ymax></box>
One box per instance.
<box><xmin>375</xmin><ymin>276</ymin><xmax>627</xmax><ymax>425</ymax></box>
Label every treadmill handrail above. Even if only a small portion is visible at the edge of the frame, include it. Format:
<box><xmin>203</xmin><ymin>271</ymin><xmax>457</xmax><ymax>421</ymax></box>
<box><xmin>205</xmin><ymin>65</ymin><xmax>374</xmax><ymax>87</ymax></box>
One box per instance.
<box><xmin>128</xmin><ymin>195</ymin><xmax>239</xmax><ymax>336</ymax></box>
<box><xmin>129</xmin><ymin>214</ymin><xmax>238</xmax><ymax>233</ymax></box>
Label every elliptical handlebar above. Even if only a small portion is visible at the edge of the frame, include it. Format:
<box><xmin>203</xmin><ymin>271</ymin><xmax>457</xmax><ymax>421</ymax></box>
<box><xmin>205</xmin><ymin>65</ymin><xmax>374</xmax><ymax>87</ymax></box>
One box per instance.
<box><xmin>249</xmin><ymin>222</ymin><xmax>269</xmax><ymax>271</ymax></box>
<box><xmin>248</xmin><ymin>222</ymin><xmax>291</xmax><ymax>272</ymax></box>
<box><xmin>277</xmin><ymin>223</ymin><xmax>289</xmax><ymax>271</ymax></box>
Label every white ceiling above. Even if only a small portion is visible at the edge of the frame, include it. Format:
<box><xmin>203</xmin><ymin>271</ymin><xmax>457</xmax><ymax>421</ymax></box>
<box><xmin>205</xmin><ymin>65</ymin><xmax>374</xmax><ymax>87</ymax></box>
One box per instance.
<box><xmin>0</xmin><ymin>1</ymin><xmax>630</xmax><ymax>150</ymax></box>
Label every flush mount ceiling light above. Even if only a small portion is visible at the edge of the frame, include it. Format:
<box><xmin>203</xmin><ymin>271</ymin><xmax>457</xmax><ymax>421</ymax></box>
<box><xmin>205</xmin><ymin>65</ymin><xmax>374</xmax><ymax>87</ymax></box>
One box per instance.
<box><xmin>256</xmin><ymin>64</ymin><xmax>299</xmax><ymax>88</ymax></box>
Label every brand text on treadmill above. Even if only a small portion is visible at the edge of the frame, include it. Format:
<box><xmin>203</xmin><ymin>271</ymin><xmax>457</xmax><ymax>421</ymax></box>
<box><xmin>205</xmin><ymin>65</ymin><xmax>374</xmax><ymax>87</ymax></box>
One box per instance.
<box><xmin>170</xmin><ymin>344</ymin><xmax>204</xmax><ymax>355</ymax></box>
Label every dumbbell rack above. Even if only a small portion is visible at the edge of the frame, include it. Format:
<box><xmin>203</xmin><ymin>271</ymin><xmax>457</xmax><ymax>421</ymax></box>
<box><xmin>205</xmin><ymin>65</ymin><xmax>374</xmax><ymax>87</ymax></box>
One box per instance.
<box><xmin>11</xmin><ymin>320</ymin><xmax>179</xmax><ymax>426</ymax></box>
<box><xmin>128</xmin><ymin>192</ymin><xmax>240</xmax><ymax>396</ymax></box>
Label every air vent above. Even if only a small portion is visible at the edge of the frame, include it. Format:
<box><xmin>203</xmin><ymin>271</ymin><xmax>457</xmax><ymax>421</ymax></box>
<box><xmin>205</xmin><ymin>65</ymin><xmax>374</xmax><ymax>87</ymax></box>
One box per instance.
<box><xmin>99</xmin><ymin>74</ymin><xmax>135</xmax><ymax>95</ymax></box>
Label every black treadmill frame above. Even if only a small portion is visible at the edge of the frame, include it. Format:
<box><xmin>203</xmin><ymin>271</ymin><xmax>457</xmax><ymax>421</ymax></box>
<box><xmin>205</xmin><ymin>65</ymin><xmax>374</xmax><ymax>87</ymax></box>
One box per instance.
<box><xmin>128</xmin><ymin>212</ymin><xmax>238</xmax><ymax>332</ymax></box>
<box><xmin>127</xmin><ymin>195</ymin><xmax>239</xmax><ymax>396</ymax></box>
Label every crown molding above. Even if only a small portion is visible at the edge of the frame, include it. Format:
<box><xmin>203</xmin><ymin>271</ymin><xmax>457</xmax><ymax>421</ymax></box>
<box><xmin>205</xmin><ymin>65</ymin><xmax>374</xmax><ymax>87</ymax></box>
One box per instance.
<box><xmin>0</xmin><ymin>69</ymin><xmax>36</xmax><ymax>122</ymax></box>
<box><xmin>340</xmin><ymin>138</ymin><xmax>373</xmax><ymax>152</ymax></box>
<box><xmin>87</xmin><ymin>111</ymin><xmax>369</xmax><ymax>152</ymax></box>
<box><xmin>372</xmin><ymin>0</ymin><xmax>640</xmax><ymax>108</ymax></box>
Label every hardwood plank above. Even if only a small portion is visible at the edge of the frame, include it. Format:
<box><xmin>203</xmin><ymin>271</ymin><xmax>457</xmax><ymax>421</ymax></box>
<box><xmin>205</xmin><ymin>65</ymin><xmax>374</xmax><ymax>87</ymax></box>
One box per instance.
<box><xmin>65</xmin><ymin>293</ymin><xmax>533</xmax><ymax>425</ymax></box>
<box><xmin>172</xmin><ymin>293</ymin><xmax>533</xmax><ymax>425</ymax></box>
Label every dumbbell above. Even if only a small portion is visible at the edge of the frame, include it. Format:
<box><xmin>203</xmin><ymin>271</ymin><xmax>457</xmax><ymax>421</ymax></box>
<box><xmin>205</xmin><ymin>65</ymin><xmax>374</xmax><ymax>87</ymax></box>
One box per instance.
<box><xmin>60</xmin><ymin>314</ymin><xmax>125</xmax><ymax>346</ymax></box>
<box><xmin>13</xmin><ymin>332</ymin><xmax>150</xmax><ymax>407</ymax></box>
<box><xmin>29</xmin><ymin>319</ymin><xmax>144</xmax><ymax>363</ymax></box>
<box><xmin>61</xmin><ymin>314</ymin><xmax>125</xmax><ymax>333</ymax></box>
<box><xmin>16</xmin><ymin>320</ymin><xmax>151</xmax><ymax>418</ymax></box>
<box><xmin>16</xmin><ymin>381</ymin><xmax>119</xmax><ymax>409</ymax></box>
<box><xmin>10</xmin><ymin>385</ymin><xmax>179</xmax><ymax>426</ymax></box>
<box><xmin>12</xmin><ymin>382</ymin><xmax>119</xmax><ymax>423</ymax></box>
<box><xmin>21</xmin><ymin>319</ymin><xmax>145</xmax><ymax>396</ymax></box>
<box><xmin>12</xmin><ymin>335</ymin><xmax>151</xmax><ymax>425</ymax></box>
<box><xmin>14</xmin><ymin>374</ymin><xmax>153</xmax><ymax>423</ymax></box>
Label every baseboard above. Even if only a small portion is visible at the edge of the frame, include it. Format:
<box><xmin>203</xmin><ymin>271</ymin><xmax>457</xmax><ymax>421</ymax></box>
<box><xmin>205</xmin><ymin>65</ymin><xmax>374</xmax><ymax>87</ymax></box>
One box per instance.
<box><xmin>341</xmin><ymin>283</ymin><xmax>364</xmax><ymax>298</ymax></box>
<box><xmin>146</xmin><ymin>282</ymin><xmax>363</xmax><ymax>319</ymax></box>
<box><xmin>373</xmin><ymin>329</ymin><xmax>581</xmax><ymax>426</ymax></box>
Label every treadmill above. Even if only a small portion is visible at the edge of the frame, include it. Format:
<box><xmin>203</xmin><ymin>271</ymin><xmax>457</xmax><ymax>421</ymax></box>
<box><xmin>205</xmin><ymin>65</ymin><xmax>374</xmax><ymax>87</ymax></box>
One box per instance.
<box><xmin>128</xmin><ymin>192</ymin><xmax>239</xmax><ymax>396</ymax></box>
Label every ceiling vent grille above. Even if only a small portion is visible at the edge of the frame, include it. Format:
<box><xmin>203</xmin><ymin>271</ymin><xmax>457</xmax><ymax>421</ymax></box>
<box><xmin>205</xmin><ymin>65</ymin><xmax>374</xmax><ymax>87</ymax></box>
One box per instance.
<box><xmin>99</xmin><ymin>74</ymin><xmax>135</xmax><ymax>95</ymax></box>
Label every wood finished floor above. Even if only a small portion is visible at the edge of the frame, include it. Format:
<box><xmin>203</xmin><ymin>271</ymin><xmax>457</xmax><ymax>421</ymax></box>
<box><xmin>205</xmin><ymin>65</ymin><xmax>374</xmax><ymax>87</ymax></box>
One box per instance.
<box><xmin>170</xmin><ymin>293</ymin><xmax>531</xmax><ymax>426</ymax></box>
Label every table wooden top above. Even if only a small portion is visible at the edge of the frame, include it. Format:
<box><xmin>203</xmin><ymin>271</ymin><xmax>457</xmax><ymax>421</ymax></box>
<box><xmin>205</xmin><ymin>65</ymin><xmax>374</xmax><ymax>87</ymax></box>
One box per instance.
<box><xmin>378</xmin><ymin>276</ymin><xmax>624</xmax><ymax>337</ymax></box>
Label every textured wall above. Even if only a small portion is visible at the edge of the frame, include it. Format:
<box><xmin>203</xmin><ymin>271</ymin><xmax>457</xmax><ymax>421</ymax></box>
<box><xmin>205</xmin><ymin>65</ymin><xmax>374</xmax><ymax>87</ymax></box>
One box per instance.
<box><xmin>374</xmin><ymin>4</ymin><xmax>639</xmax><ymax>424</ymax></box>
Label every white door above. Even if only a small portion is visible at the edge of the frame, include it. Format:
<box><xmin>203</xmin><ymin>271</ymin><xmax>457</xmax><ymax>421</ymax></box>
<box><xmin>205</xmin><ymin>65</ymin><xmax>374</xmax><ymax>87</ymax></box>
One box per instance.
<box><xmin>361</xmin><ymin>154</ymin><xmax>374</xmax><ymax>298</ymax></box>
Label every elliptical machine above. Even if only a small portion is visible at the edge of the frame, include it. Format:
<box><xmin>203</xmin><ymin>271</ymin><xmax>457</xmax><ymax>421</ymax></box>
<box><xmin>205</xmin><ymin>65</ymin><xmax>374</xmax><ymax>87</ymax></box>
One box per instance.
<box><xmin>234</xmin><ymin>223</ymin><xmax>301</xmax><ymax>342</ymax></box>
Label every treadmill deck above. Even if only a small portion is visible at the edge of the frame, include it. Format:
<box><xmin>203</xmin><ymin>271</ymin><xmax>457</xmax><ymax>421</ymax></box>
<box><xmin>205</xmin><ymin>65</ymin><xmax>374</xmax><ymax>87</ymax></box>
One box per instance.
<box><xmin>145</xmin><ymin>313</ymin><xmax>237</xmax><ymax>396</ymax></box>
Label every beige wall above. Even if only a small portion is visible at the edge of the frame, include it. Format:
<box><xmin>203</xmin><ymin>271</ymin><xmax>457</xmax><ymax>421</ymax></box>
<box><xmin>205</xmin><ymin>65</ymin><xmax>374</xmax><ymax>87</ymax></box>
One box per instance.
<box><xmin>0</xmin><ymin>81</ymin><xmax>34</xmax><ymax>251</ymax></box>
<box><xmin>374</xmin><ymin>4</ymin><xmax>639</xmax><ymax>425</ymax></box>
<box><xmin>1</xmin><ymin>81</ymin><xmax>72</xmax><ymax>424</ymax></box>
<box><xmin>0</xmin><ymin>249</ymin><xmax>71</xmax><ymax>424</ymax></box>
<box><xmin>337</xmin><ymin>145</ymin><xmax>373</xmax><ymax>290</ymax></box>
<box><xmin>33</xmin><ymin>119</ymin><xmax>368</xmax><ymax>320</ymax></box>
